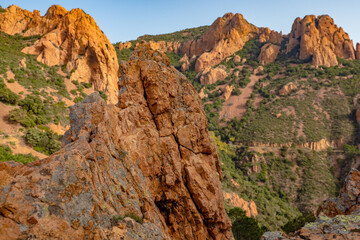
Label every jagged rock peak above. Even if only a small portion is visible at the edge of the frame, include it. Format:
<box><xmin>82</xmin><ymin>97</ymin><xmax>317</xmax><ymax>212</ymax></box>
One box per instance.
<box><xmin>287</xmin><ymin>14</ymin><xmax>355</xmax><ymax>67</ymax></box>
<box><xmin>0</xmin><ymin>43</ymin><xmax>232</xmax><ymax>240</ymax></box>
<box><xmin>0</xmin><ymin>5</ymin><xmax>119</xmax><ymax>104</ymax></box>
<box><xmin>183</xmin><ymin>12</ymin><xmax>258</xmax><ymax>72</ymax></box>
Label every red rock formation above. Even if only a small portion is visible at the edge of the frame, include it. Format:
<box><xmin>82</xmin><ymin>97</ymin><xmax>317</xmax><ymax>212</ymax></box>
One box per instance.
<box><xmin>356</xmin><ymin>43</ymin><xmax>360</xmax><ymax>60</ymax></box>
<box><xmin>179</xmin><ymin>13</ymin><xmax>258</xmax><ymax>72</ymax></box>
<box><xmin>279</xmin><ymin>82</ymin><xmax>297</xmax><ymax>95</ymax></box>
<box><xmin>287</xmin><ymin>15</ymin><xmax>355</xmax><ymax>67</ymax></box>
<box><xmin>222</xmin><ymin>85</ymin><xmax>234</xmax><ymax>101</ymax></box>
<box><xmin>0</xmin><ymin>5</ymin><xmax>119</xmax><ymax>104</ymax></box>
<box><xmin>258</xmin><ymin>27</ymin><xmax>283</xmax><ymax>44</ymax></box>
<box><xmin>0</xmin><ymin>44</ymin><xmax>232</xmax><ymax>240</ymax></box>
<box><xmin>258</xmin><ymin>43</ymin><xmax>280</xmax><ymax>65</ymax></box>
<box><xmin>200</xmin><ymin>67</ymin><xmax>228</xmax><ymax>84</ymax></box>
<box><xmin>223</xmin><ymin>192</ymin><xmax>258</xmax><ymax>218</ymax></box>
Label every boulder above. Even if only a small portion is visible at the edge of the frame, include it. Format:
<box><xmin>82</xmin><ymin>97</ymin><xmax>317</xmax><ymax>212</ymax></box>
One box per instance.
<box><xmin>198</xmin><ymin>87</ymin><xmax>208</xmax><ymax>99</ymax></box>
<box><xmin>179</xmin><ymin>54</ymin><xmax>190</xmax><ymax>71</ymax></box>
<box><xmin>200</xmin><ymin>67</ymin><xmax>228</xmax><ymax>85</ymax></box>
<box><xmin>233</xmin><ymin>55</ymin><xmax>241</xmax><ymax>63</ymax></box>
<box><xmin>258</xmin><ymin>43</ymin><xmax>280</xmax><ymax>65</ymax></box>
<box><xmin>222</xmin><ymin>85</ymin><xmax>234</xmax><ymax>101</ymax></box>
<box><xmin>279</xmin><ymin>82</ymin><xmax>297</xmax><ymax>95</ymax></box>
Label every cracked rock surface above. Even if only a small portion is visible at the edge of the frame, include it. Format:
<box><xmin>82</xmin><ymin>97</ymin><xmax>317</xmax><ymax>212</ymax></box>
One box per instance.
<box><xmin>0</xmin><ymin>43</ymin><xmax>232</xmax><ymax>240</ymax></box>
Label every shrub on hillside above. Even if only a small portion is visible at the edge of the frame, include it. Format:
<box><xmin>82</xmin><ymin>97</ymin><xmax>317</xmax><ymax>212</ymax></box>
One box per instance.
<box><xmin>227</xmin><ymin>207</ymin><xmax>267</xmax><ymax>240</ymax></box>
<box><xmin>0</xmin><ymin>144</ymin><xmax>38</xmax><ymax>164</ymax></box>
<box><xmin>0</xmin><ymin>78</ymin><xmax>20</xmax><ymax>105</ymax></box>
<box><xmin>25</xmin><ymin>128</ymin><xmax>61</xmax><ymax>155</ymax></box>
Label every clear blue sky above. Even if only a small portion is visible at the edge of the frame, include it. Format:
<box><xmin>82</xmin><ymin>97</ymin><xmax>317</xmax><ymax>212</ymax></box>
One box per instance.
<box><xmin>2</xmin><ymin>0</ymin><xmax>359</xmax><ymax>45</ymax></box>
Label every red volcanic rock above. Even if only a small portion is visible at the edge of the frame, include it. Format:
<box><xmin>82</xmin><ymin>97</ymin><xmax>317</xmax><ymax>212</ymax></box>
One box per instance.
<box><xmin>0</xmin><ymin>5</ymin><xmax>119</xmax><ymax>104</ymax></box>
<box><xmin>0</xmin><ymin>43</ymin><xmax>232</xmax><ymax>240</ymax></box>
<box><xmin>287</xmin><ymin>15</ymin><xmax>355</xmax><ymax>67</ymax></box>
<box><xmin>180</xmin><ymin>13</ymin><xmax>258</xmax><ymax>72</ymax></box>
<box><xmin>317</xmin><ymin>168</ymin><xmax>360</xmax><ymax>217</ymax></box>
<box><xmin>258</xmin><ymin>43</ymin><xmax>281</xmax><ymax>65</ymax></box>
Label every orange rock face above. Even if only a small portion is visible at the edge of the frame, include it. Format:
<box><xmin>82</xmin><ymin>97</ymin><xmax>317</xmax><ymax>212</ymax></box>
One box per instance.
<box><xmin>223</xmin><ymin>192</ymin><xmax>258</xmax><ymax>218</ymax></box>
<box><xmin>0</xmin><ymin>44</ymin><xmax>232</xmax><ymax>240</ymax></box>
<box><xmin>287</xmin><ymin>15</ymin><xmax>355</xmax><ymax>67</ymax></box>
<box><xmin>200</xmin><ymin>67</ymin><xmax>228</xmax><ymax>84</ymax></box>
<box><xmin>258</xmin><ymin>43</ymin><xmax>280</xmax><ymax>65</ymax></box>
<box><xmin>279</xmin><ymin>82</ymin><xmax>297</xmax><ymax>96</ymax></box>
<box><xmin>258</xmin><ymin>27</ymin><xmax>283</xmax><ymax>44</ymax></box>
<box><xmin>356</xmin><ymin>43</ymin><xmax>360</xmax><ymax>60</ymax></box>
<box><xmin>222</xmin><ymin>85</ymin><xmax>234</xmax><ymax>101</ymax></box>
<box><xmin>179</xmin><ymin>13</ymin><xmax>258</xmax><ymax>72</ymax></box>
<box><xmin>0</xmin><ymin>5</ymin><xmax>119</xmax><ymax>104</ymax></box>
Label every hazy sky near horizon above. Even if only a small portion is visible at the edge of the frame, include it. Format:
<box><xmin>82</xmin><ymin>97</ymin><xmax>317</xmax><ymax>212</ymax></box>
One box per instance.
<box><xmin>2</xmin><ymin>0</ymin><xmax>360</xmax><ymax>45</ymax></box>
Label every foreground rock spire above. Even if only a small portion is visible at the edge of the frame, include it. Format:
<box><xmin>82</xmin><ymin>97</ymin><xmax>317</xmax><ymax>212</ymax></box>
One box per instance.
<box><xmin>0</xmin><ymin>43</ymin><xmax>232</xmax><ymax>239</ymax></box>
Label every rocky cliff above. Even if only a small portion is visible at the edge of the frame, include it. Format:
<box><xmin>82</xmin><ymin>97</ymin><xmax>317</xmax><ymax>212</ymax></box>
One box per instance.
<box><xmin>0</xmin><ymin>44</ymin><xmax>232</xmax><ymax>239</ymax></box>
<box><xmin>0</xmin><ymin>5</ymin><xmax>119</xmax><ymax>103</ymax></box>
<box><xmin>286</xmin><ymin>15</ymin><xmax>355</xmax><ymax>67</ymax></box>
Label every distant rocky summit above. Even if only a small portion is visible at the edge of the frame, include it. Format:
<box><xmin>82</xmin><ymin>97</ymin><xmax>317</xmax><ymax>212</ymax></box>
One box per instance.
<box><xmin>0</xmin><ymin>5</ymin><xmax>119</xmax><ymax>103</ymax></box>
<box><xmin>286</xmin><ymin>15</ymin><xmax>356</xmax><ymax>67</ymax></box>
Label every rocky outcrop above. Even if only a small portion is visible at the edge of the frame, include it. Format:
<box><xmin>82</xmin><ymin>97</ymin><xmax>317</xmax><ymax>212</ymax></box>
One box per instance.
<box><xmin>279</xmin><ymin>82</ymin><xmax>297</xmax><ymax>95</ymax></box>
<box><xmin>178</xmin><ymin>13</ymin><xmax>258</xmax><ymax>72</ymax></box>
<box><xmin>198</xmin><ymin>87</ymin><xmax>208</xmax><ymax>99</ymax></box>
<box><xmin>287</xmin><ymin>15</ymin><xmax>355</xmax><ymax>67</ymax></box>
<box><xmin>119</xmin><ymin>42</ymin><xmax>132</xmax><ymax>51</ymax></box>
<box><xmin>223</xmin><ymin>192</ymin><xmax>258</xmax><ymax>218</ymax></box>
<box><xmin>258</xmin><ymin>27</ymin><xmax>283</xmax><ymax>44</ymax></box>
<box><xmin>179</xmin><ymin>54</ymin><xmax>190</xmax><ymax>71</ymax></box>
<box><xmin>0</xmin><ymin>5</ymin><xmax>119</xmax><ymax>104</ymax></box>
<box><xmin>222</xmin><ymin>85</ymin><xmax>234</xmax><ymax>101</ymax></box>
<box><xmin>262</xmin><ymin>169</ymin><xmax>360</xmax><ymax>240</ymax></box>
<box><xmin>356</xmin><ymin>43</ymin><xmax>360</xmax><ymax>60</ymax></box>
<box><xmin>0</xmin><ymin>44</ymin><xmax>232</xmax><ymax>239</ymax></box>
<box><xmin>258</xmin><ymin>43</ymin><xmax>280</xmax><ymax>65</ymax></box>
<box><xmin>200</xmin><ymin>67</ymin><xmax>228</xmax><ymax>85</ymax></box>
<box><xmin>136</xmin><ymin>40</ymin><xmax>182</xmax><ymax>54</ymax></box>
<box><xmin>317</xmin><ymin>169</ymin><xmax>360</xmax><ymax>217</ymax></box>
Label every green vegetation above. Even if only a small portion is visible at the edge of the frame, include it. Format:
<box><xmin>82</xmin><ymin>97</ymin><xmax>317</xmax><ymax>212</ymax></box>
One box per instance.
<box><xmin>9</xmin><ymin>95</ymin><xmax>68</xmax><ymax>128</ymax></box>
<box><xmin>212</xmin><ymin>133</ymin><xmax>338</xmax><ymax>231</ymax></box>
<box><xmin>137</xmin><ymin>26</ymin><xmax>208</xmax><ymax>43</ymax></box>
<box><xmin>112</xmin><ymin>213</ymin><xmax>144</xmax><ymax>225</ymax></box>
<box><xmin>227</xmin><ymin>207</ymin><xmax>267</xmax><ymax>240</ymax></box>
<box><xmin>25</xmin><ymin>127</ymin><xmax>61</xmax><ymax>155</ymax></box>
<box><xmin>0</xmin><ymin>77</ymin><xmax>20</xmax><ymax>104</ymax></box>
<box><xmin>0</xmin><ymin>32</ymin><xmax>70</xmax><ymax>98</ymax></box>
<box><xmin>0</xmin><ymin>5</ymin><xmax>5</xmax><ymax>13</ymax></box>
<box><xmin>0</xmin><ymin>144</ymin><xmax>38</xmax><ymax>164</ymax></box>
<box><xmin>114</xmin><ymin>43</ymin><xmax>135</xmax><ymax>62</ymax></box>
<box><xmin>282</xmin><ymin>213</ymin><xmax>316</xmax><ymax>234</ymax></box>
